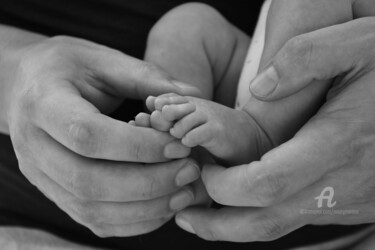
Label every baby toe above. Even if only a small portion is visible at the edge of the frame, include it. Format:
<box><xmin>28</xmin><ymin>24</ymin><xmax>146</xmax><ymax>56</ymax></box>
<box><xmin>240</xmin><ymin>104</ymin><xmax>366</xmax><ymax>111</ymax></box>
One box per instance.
<box><xmin>145</xmin><ymin>96</ymin><xmax>156</xmax><ymax>112</ymax></box>
<box><xmin>171</xmin><ymin>112</ymin><xmax>206</xmax><ymax>139</ymax></box>
<box><xmin>162</xmin><ymin>103</ymin><xmax>196</xmax><ymax>122</ymax></box>
<box><xmin>182</xmin><ymin>124</ymin><xmax>212</xmax><ymax>148</ymax></box>
<box><xmin>135</xmin><ymin>112</ymin><xmax>151</xmax><ymax>127</ymax></box>
<box><xmin>150</xmin><ymin>110</ymin><xmax>173</xmax><ymax>131</ymax></box>
<box><xmin>154</xmin><ymin>94</ymin><xmax>188</xmax><ymax>111</ymax></box>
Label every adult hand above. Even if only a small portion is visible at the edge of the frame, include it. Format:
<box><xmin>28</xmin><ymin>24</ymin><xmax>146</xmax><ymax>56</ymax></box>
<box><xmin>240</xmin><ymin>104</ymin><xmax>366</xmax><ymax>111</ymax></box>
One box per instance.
<box><xmin>175</xmin><ymin>16</ymin><xmax>375</xmax><ymax>243</ymax></box>
<box><xmin>7</xmin><ymin>35</ymin><xmax>207</xmax><ymax>237</ymax></box>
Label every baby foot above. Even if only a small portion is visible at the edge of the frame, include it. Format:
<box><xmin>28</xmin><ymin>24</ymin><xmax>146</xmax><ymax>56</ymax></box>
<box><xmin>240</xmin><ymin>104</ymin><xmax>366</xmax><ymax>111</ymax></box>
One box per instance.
<box><xmin>149</xmin><ymin>94</ymin><xmax>270</xmax><ymax>165</ymax></box>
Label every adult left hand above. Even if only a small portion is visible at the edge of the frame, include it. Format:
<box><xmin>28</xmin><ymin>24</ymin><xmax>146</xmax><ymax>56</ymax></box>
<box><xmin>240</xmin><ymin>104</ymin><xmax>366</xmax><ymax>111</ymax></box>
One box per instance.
<box><xmin>174</xmin><ymin>6</ymin><xmax>375</xmax><ymax>243</ymax></box>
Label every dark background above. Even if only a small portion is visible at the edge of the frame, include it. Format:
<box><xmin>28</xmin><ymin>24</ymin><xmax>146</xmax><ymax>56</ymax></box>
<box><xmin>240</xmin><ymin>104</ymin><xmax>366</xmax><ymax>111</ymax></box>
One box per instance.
<box><xmin>0</xmin><ymin>0</ymin><xmax>369</xmax><ymax>249</ymax></box>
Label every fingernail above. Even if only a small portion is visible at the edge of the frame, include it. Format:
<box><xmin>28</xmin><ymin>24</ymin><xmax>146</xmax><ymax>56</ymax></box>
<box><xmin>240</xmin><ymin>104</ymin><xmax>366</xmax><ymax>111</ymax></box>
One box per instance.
<box><xmin>176</xmin><ymin>215</ymin><xmax>196</xmax><ymax>234</ymax></box>
<box><xmin>175</xmin><ymin>162</ymin><xmax>200</xmax><ymax>187</ymax></box>
<box><xmin>250</xmin><ymin>66</ymin><xmax>279</xmax><ymax>97</ymax></box>
<box><xmin>164</xmin><ymin>141</ymin><xmax>191</xmax><ymax>159</ymax></box>
<box><xmin>169</xmin><ymin>188</ymin><xmax>194</xmax><ymax>211</ymax></box>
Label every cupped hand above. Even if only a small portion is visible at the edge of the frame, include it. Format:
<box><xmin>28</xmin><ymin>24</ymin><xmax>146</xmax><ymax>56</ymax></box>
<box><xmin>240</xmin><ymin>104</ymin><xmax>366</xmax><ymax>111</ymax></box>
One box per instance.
<box><xmin>7</xmin><ymin>35</ymin><xmax>208</xmax><ymax>237</ymax></box>
<box><xmin>175</xmin><ymin>15</ymin><xmax>375</xmax><ymax>243</ymax></box>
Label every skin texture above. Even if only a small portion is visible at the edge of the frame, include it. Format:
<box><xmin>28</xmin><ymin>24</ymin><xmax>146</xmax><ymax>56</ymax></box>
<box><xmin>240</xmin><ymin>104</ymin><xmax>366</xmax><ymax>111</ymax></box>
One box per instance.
<box><xmin>145</xmin><ymin>94</ymin><xmax>258</xmax><ymax>166</ymax></box>
<box><xmin>137</xmin><ymin>2</ymin><xmax>331</xmax><ymax>169</ymax></box>
<box><xmin>174</xmin><ymin>0</ymin><xmax>375</xmax><ymax>243</ymax></box>
<box><xmin>1</xmin><ymin>28</ymin><xmax>213</xmax><ymax>237</ymax></box>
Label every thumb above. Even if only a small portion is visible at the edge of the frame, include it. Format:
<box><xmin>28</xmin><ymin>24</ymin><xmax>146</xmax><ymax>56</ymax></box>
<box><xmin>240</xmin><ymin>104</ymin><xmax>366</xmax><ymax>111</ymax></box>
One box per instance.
<box><xmin>249</xmin><ymin>18</ymin><xmax>375</xmax><ymax>101</ymax></box>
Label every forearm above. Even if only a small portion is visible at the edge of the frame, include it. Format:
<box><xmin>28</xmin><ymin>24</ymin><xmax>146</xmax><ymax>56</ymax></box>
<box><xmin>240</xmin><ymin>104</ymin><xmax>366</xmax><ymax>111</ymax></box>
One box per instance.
<box><xmin>0</xmin><ymin>25</ymin><xmax>46</xmax><ymax>134</ymax></box>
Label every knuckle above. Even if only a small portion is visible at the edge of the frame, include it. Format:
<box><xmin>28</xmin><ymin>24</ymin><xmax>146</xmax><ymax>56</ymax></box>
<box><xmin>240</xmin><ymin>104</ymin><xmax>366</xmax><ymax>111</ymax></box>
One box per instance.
<box><xmin>68</xmin><ymin>118</ymin><xmax>98</xmax><ymax>157</ymax></box>
<box><xmin>133</xmin><ymin>62</ymin><xmax>167</xmax><ymax>98</ymax></box>
<box><xmin>140</xmin><ymin>175</ymin><xmax>158</xmax><ymax>199</ymax></box>
<box><xmin>20</xmin><ymin>36</ymin><xmax>74</xmax><ymax>76</ymax></box>
<box><xmin>128</xmin><ymin>132</ymin><xmax>155</xmax><ymax>163</ymax></box>
<box><xmin>16</xmin><ymin>80</ymin><xmax>47</xmax><ymax>121</ymax></box>
<box><xmin>130</xmin><ymin>137</ymin><xmax>144</xmax><ymax>162</ymax></box>
<box><xmin>44</xmin><ymin>36</ymin><xmax>77</xmax><ymax>56</ymax></box>
<box><xmin>211</xmin><ymin>121</ymin><xmax>224</xmax><ymax>133</ymax></box>
<box><xmin>136</xmin><ymin>62</ymin><xmax>164</xmax><ymax>79</ymax></box>
<box><xmin>256</xmin><ymin>214</ymin><xmax>286</xmax><ymax>241</ymax></box>
<box><xmin>36</xmin><ymin>38</ymin><xmax>71</xmax><ymax>64</ymax></box>
<box><xmin>245</xmin><ymin>166</ymin><xmax>286</xmax><ymax>207</ymax></box>
<box><xmin>283</xmin><ymin>35</ymin><xmax>314</xmax><ymax>69</ymax></box>
<box><xmin>257</xmin><ymin>175</ymin><xmax>285</xmax><ymax>206</ymax></box>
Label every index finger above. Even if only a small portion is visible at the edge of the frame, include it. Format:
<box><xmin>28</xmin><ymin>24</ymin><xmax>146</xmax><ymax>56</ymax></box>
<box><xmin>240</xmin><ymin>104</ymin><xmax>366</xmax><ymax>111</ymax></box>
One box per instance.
<box><xmin>85</xmin><ymin>47</ymin><xmax>202</xmax><ymax>100</ymax></box>
<box><xmin>28</xmin><ymin>123</ymin><xmax>201</xmax><ymax>202</ymax></box>
<box><xmin>32</xmin><ymin>83</ymin><xmax>190</xmax><ymax>162</ymax></box>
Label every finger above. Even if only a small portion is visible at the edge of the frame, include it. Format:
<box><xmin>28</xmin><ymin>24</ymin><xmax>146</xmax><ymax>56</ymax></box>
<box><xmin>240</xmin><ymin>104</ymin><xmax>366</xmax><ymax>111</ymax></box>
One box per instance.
<box><xmin>91</xmin><ymin>217</ymin><xmax>173</xmax><ymax>238</ymax></box>
<box><xmin>21</xmin><ymin>160</ymin><xmax>177</xmax><ymax>226</ymax></box>
<box><xmin>28</xmin><ymin>127</ymin><xmax>200</xmax><ymax>202</ymax></box>
<box><xmin>176</xmin><ymin>175</ymin><xmax>360</xmax><ymax>242</ymax></box>
<box><xmin>201</xmin><ymin>118</ymin><xmax>346</xmax><ymax>207</ymax></box>
<box><xmin>175</xmin><ymin>200</ymin><xmax>310</xmax><ymax>242</ymax></box>
<box><xmin>32</xmin><ymin>164</ymin><xmax>195</xmax><ymax>226</ymax></box>
<box><xmin>33</xmin><ymin>85</ymin><xmax>190</xmax><ymax>162</ymax></box>
<box><xmin>250</xmin><ymin>18</ymin><xmax>375</xmax><ymax>100</ymax></box>
<box><xmin>84</xmin><ymin>49</ymin><xmax>202</xmax><ymax>99</ymax></box>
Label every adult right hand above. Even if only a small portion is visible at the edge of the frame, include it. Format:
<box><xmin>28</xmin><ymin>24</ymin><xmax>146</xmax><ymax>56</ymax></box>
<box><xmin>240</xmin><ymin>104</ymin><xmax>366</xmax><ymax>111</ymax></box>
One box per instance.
<box><xmin>6</xmin><ymin>35</ymin><xmax>206</xmax><ymax>237</ymax></box>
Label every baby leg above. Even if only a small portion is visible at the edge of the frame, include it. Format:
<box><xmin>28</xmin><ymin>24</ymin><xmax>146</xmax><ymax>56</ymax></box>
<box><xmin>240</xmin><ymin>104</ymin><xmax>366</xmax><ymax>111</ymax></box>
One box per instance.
<box><xmin>242</xmin><ymin>0</ymin><xmax>354</xmax><ymax>148</ymax></box>
<box><xmin>145</xmin><ymin>3</ymin><xmax>250</xmax><ymax>105</ymax></box>
<box><xmin>137</xmin><ymin>3</ymin><xmax>271</xmax><ymax>164</ymax></box>
<box><xmin>139</xmin><ymin>3</ymin><xmax>250</xmax><ymax>133</ymax></box>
